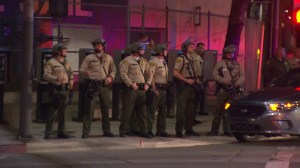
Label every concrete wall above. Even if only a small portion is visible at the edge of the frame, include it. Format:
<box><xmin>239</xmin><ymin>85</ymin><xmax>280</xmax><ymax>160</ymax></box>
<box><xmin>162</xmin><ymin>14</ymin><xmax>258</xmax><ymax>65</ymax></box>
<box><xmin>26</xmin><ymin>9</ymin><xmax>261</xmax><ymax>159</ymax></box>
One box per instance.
<box><xmin>129</xmin><ymin>0</ymin><xmax>235</xmax><ymax>54</ymax></box>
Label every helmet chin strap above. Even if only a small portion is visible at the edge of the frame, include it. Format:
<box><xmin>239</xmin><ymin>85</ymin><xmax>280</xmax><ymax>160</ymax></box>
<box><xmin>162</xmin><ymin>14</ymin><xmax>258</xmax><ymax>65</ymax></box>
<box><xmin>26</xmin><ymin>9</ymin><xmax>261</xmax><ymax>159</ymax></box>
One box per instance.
<box><xmin>94</xmin><ymin>49</ymin><xmax>103</xmax><ymax>53</ymax></box>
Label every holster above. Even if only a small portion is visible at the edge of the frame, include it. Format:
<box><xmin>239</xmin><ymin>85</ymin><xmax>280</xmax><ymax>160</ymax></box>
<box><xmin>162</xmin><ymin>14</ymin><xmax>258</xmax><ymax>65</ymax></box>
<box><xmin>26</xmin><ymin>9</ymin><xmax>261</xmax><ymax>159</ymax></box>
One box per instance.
<box><xmin>84</xmin><ymin>79</ymin><xmax>101</xmax><ymax>98</ymax></box>
<box><xmin>222</xmin><ymin>85</ymin><xmax>244</xmax><ymax>96</ymax></box>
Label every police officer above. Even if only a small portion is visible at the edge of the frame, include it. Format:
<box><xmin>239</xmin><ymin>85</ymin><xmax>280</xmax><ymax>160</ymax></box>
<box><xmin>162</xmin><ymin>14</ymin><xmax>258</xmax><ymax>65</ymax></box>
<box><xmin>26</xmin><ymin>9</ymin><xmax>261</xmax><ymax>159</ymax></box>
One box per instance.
<box><xmin>147</xmin><ymin>43</ymin><xmax>170</xmax><ymax>137</ymax></box>
<box><xmin>119</xmin><ymin>42</ymin><xmax>152</xmax><ymax>138</ymax></box>
<box><xmin>193</xmin><ymin>42</ymin><xmax>205</xmax><ymax>124</ymax></box>
<box><xmin>207</xmin><ymin>44</ymin><xmax>245</xmax><ymax>136</ymax></box>
<box><xmin>173</xmin><ymin>39</ymin><xmax>201</xmax><ymax>137</ymax></box>
<box><xmin>80</xmin><ymin>37</ymin><xmax>116</xmax><ymax>138</ymax></box>
<box><xmin>43</xmin><ymin>43</ymin><xmax>74</xmax><ymax>140</ymax></box>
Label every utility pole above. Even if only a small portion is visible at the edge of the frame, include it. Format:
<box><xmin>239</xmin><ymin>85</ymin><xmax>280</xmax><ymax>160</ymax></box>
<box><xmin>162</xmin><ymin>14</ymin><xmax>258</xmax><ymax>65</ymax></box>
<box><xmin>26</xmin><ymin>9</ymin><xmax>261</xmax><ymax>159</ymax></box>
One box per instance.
<box><xmin>19</xmin><ymin>0</ymin><xmax>33</xmax><ymax>138</ymax></box>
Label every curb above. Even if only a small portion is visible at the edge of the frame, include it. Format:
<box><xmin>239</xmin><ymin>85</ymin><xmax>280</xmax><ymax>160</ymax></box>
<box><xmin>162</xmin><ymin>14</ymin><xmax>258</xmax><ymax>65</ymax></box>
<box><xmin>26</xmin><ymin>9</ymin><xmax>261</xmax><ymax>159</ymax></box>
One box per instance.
<box><xmin>26</xmin><ymin>136</ymin><xmax>233</xmax><ymax>153</ymax></box>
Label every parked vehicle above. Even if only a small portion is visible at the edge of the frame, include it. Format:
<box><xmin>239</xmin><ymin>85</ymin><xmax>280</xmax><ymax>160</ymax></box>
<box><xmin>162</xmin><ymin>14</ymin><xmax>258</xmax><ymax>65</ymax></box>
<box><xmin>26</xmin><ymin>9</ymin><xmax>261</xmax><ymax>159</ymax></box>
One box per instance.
<box><xmin>225</xmin><ymin>68</ymin><xmax>300</xmax><ymax>142</ymax></box>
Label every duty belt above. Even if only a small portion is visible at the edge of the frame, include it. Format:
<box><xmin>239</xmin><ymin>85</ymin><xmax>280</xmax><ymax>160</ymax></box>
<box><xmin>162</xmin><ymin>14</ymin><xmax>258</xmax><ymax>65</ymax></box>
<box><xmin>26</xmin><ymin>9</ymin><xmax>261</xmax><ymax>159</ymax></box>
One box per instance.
<box><xmin>184</xmin><ymin>77</ymin><xmax>195</xmax><ymax>79</ymax></box>
<box><xmin>48</xmin><ymin>83</ymin><xmax>70</xmax><ymax>91</ymax></box>
<box><xmin>85</xmin><ymin>79</ymin><xmax>106</xmax><ymax>87</ymax></box>
<box><xmin>155</xmin><ymin>83</ymin><xmax>168</xmax><ymax>90</ymax></box>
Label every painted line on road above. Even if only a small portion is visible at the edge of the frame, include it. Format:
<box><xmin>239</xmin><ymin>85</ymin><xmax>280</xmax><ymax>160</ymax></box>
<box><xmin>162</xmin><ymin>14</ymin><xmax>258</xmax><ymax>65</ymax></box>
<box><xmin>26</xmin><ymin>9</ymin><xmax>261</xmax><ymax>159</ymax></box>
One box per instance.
<box><xmin>265</xmin><ymin>146</ymin><xmax>294</xmax><ymax>168</ymax></box>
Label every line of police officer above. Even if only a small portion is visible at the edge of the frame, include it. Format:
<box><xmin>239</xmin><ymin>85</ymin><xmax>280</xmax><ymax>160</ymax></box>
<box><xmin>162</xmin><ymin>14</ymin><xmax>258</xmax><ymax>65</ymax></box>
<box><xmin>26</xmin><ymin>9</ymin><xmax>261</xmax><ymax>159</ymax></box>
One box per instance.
<box><xmin>43</xmin><ymin>37</ymin><xmax>244</xmax><ymax>139</ymax></box>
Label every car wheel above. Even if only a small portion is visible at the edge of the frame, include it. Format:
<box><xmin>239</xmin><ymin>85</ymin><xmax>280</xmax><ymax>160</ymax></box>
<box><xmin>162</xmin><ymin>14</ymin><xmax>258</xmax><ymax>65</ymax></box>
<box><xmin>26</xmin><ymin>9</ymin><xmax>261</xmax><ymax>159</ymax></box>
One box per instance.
<box><xmin>233</xmin><ymin>133</ymin><xmax>260</xmax><ymax>142</ymax></box>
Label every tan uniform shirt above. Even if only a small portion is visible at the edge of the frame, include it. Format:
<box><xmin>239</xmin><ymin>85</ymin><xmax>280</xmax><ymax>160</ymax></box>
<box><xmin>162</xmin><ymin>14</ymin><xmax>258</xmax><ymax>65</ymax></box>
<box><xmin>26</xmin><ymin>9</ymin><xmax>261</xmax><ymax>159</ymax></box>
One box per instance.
<box><xmin>149</xmin><ymin>57</ymin><xmax>168</xmax><ymax>84</ymax></box>
<box><xmin>191</xmin><ymin>54</ymin><xmax>203</xmax><ymax>80</ymax></box>
<box><xmin>173</xmin><ymin>55</ymin><xmax>195</xmax><ymax>78</ymax></box>
<box><xmin>213</xmin><ymin>60</ymin><xmax>245</xmax><ymax>86</ymax></box>
<box><xmin>79</xmin><ymin>53</ymin><xmax>116</xmax><ymax>81</ymax></box>
<box><xmin>43</xmin><ymin>58</ymin><xmax>74</xmax><ymax>85</ymax></box>
<box><xmin>119</xmin><ymin>55</ymin><xmax>151</xmax><ymax>87</ymax></box>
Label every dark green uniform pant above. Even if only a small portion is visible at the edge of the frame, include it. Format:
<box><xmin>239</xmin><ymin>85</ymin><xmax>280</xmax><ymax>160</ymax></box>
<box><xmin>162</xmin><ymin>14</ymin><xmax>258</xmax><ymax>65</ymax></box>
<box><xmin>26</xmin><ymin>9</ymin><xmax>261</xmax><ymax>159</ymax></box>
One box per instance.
<box><xmin>175</xmin><ymin>85</ymin><xmax>195</xmax><ymax>133</ymax></box>
<box><xmin>147</xmin><ymin>89</ymin><xmax>167</xmax><ymax>134</ymax></box>
<box><xmin>45</xmin><ymin>89</ymin><xmax>68</xmax><ymax>137</ymax></box>
<box><xmin>82</xmin><ymin>86</ymin><xmax>111</xmax><ymax>136</ymax></box>
<box><xmin>210</xmin><ymin>90</ymin><xmax>232</xmax><ymax>133</ymax></box>
<box><xmin>119</xmin><ymin>88</ymin><xmax>147</xmax><ymax>135</ymax></box>
<box><xmin>167</xmin><ymin>83</ymin><xmax>176</xmax><ymax>117</ymax></box>
<box><xmin>194</xmin><ymin>87</ymin><xmax>206</xmax><ymax>114</ymax></box>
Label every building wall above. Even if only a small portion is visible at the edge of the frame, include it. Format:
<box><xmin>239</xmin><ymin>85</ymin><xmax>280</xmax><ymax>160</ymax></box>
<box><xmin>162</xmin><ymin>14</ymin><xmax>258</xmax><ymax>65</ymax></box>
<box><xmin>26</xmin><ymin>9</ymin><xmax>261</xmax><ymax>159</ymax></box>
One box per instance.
<box><xmin>128</xmin><ymin>0</ymin><xmax>235</xmax><ymax>55</ymax></box>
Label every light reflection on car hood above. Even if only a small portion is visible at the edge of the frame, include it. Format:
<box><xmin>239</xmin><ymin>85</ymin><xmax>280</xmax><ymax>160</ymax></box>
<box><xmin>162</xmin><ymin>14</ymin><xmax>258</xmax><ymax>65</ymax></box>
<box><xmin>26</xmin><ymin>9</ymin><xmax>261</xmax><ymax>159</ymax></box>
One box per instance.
<box><xmin>234</xmin><ymin>87</ymin><xmax>300</xmax><ymax>103</ymax></box>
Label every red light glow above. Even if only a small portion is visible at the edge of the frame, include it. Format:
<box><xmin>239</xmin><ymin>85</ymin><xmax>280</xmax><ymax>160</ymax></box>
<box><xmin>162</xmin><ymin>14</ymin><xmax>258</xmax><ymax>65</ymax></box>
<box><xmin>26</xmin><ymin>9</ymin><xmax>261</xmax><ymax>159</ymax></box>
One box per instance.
<box><xmin>296</xmin><ymin>9</ymin><xmax>300</xmax><ymax>23</ymax></box>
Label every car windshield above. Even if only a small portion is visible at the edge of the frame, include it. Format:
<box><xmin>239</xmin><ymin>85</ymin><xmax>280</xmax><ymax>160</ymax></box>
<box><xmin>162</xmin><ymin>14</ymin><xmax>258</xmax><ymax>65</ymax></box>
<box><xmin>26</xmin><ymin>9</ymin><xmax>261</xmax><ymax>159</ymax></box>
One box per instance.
<box><xmin>268</xmin><ymin>69</ymin><xmax>300</xmax><ymax>88</ymax></box>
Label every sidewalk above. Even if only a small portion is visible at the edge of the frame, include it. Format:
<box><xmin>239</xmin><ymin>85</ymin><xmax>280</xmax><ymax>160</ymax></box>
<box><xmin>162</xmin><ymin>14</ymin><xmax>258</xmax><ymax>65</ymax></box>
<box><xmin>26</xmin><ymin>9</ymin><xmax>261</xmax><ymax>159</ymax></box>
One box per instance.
<box><xmin>0</xmin><ymin>114</ymin><xmax>234</xmax><ymax>154</ymax></box>
<box><xmin>0</xmin><ymin>96</ymin><xmax>236</xmax><ymax>154</ymax></box>
<box><xmin>0</xmin><ymin>125</ymin><xmax>26</xmax><ymax>154</ymax></box>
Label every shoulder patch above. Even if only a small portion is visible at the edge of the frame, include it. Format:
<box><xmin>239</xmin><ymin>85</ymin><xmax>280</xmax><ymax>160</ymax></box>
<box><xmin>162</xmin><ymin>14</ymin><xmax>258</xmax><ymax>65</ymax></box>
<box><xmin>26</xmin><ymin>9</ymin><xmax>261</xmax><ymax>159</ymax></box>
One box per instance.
<box><xmin>121</xmin><ymin>60</ymin><xmax>128</xmax><ymax>64</ymax></box>
<box><xmin>141</xmin><ymin>58</ymin><xmax>147</xmax><ymax>63</ymax></box>
<box><xmin>45</xmin><ymin>61</ymin><xmax>52</xmax><ymax>67</ymax></box>
<box><xmin>149</xmin><ymin>62</ymin><xmax>155</xmax><ymax>66</ymax></box>
<box><xmin>176</xmin><ymin>59</ymin><xmax>182</xmax><ymax>63</ymax></box>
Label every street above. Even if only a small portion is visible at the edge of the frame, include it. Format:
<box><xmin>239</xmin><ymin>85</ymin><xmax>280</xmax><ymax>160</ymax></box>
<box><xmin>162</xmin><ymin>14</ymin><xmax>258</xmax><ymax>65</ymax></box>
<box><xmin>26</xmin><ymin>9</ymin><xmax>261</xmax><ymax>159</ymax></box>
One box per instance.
<box><xmin>1</xmin><ymin>136</ymin><xmax>300</xmax><ymax>168</ymax></box>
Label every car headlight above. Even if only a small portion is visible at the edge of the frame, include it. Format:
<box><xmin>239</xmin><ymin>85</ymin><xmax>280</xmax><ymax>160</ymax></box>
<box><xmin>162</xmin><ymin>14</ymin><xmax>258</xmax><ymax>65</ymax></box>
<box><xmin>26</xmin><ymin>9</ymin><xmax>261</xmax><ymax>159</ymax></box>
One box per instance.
<box><xmin>268</xmin><ymin>102</ymin><xmax>299</xmax><ymax>111</ymax></box>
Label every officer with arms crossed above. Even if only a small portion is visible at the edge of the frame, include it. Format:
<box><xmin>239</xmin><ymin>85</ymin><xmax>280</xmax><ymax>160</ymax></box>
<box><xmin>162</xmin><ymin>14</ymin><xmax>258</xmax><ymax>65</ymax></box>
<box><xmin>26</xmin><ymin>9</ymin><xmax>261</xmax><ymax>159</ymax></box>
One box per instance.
<box><xmin>119</xmin><ymin>42</ymin><xmax>152</xmax><ymax>138</ymax></box>
<box><xmin>207</xmin><ymin>44</ymin><xmax>245</xmax><ymax>136</ymax></box>
<box><xmin>43</xmin><ymin>43</ymin><xmax>74</xmax><ymax>140</ymax></box>
<box><xmin>147</xmin><ymin>43</ymin><xmax>170</xmax><ymax>137</ymax></box>
<box><xmin>80</xmin><ymin>37</ymin><xmax>116</xmax><ymax>138</ymax></box>
<box><xmin>173</xmin><ymin>39</ymin><xmax>201</xmax><ymax>137</ymax></box>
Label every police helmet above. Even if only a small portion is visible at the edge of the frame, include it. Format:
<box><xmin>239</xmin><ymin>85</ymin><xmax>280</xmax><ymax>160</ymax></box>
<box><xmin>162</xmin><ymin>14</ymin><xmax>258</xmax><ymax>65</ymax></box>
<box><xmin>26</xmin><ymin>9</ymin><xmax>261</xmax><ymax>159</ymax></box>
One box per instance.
<box><xmin>153</xmin><ymin>44</ymin><xmax>167</xmax><ymax>55</ymax></box>
<box><xmin>181</xmin><ymin>39</ymin><xmax>194</xmax><ymax>52</ymax></box>
<box><xmin>91</xmin><ymin>37</ymin><xmax>106</xmax><ymax>47</ymax></box>
<box><xmin>52</xmin><ymin>43</ymin><xmax>67</xmax><ymax>54</ymax></box>
<box><xmin>224</xmin><ymin>44</ymin><xmax>237</xmax><ymax>53</ymax></box>
<box><xmin>131</xmin><ymin>42</ymin><xmax>146</xmax><ymax>53</ymax></box>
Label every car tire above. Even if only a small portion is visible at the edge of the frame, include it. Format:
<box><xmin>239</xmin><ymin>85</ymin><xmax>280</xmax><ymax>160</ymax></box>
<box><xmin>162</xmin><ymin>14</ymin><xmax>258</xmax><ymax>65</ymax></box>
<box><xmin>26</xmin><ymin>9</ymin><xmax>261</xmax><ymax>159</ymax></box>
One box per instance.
<box><xmin>233</xmin><ymin>133</ymin><xmax>260</xmax><ymax>142</ymax></box>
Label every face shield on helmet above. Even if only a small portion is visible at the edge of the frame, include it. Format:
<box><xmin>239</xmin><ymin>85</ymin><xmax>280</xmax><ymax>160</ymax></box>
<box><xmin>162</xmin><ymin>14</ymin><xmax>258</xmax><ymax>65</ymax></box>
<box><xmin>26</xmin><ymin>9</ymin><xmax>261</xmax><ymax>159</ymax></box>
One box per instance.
<box><xmin>223</xmin><ymin>44</ymin><xmax>237</xmax><ymax>60</ymax></box>
<box><xmin>181</xmin><ymin>40</ymin><xmax>194</xmax><ymax>53</ymax></box>
<box><xmin>52</xmin><ymin>44</ymin><xmax>68</xmax><ymax>57</ymax></box>
<box><xmin>131</xmin><ymin>42</ymin><xmax>146</xmax><ymax>56</ymax></box>
<box><xmin>91</xmin><ymin>38</ymin><xmax>106</xmax><ymax>53</ymax></box>
<box><xmin>154</xmin><ymin>44</ymin><xmax>167</xmax><ymax>56</ymax></box>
